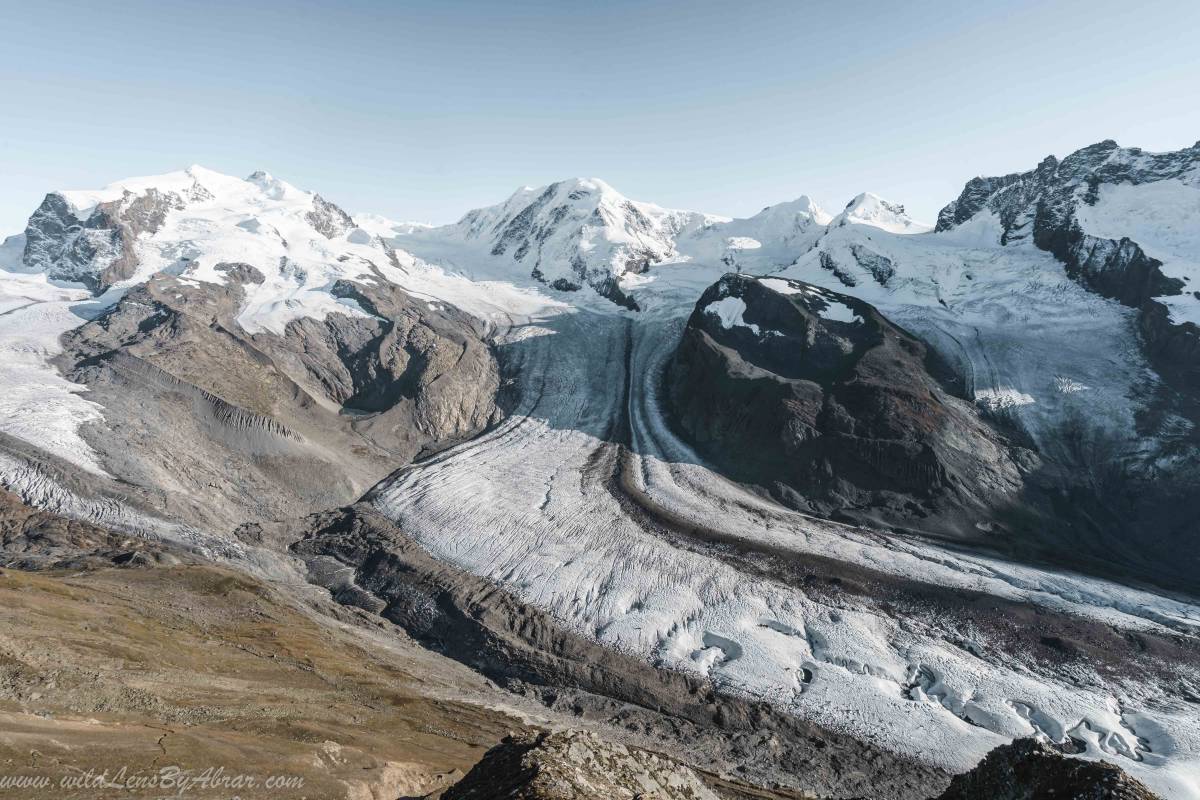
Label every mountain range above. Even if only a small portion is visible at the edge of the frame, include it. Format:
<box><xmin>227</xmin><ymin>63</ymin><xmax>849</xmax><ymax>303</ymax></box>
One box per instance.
<box><xmin>1</xmin><ymin>140</ymin><xmax>1199</xmax><ymax>799</ymax></box>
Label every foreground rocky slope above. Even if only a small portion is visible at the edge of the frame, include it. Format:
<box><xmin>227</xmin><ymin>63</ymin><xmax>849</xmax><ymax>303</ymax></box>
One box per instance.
<box><xmin>0</xmin><ymin>510</ymin><xmax>529</xmax><ymax>799</ymax></box>
<box><xmin>666</xmin><ymin>273</ymin><xmax>1029</xmax><ymax>538</ymax></box>
<box><xmin>440</xmin><ymin>730</ymin><xmax>720</xmax><ymax>800</ymax></box>
<box><xmin>437</xmin><ymin>734</ymin><xmax>1161</xmax><ymax>800</ymax></box>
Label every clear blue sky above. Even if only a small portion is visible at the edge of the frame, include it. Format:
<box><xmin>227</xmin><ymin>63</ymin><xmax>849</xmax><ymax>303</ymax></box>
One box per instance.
<box><xmin>2</xmin><ymin>0</ymin><xmax>1198</xmax><ymax>233</ymax></box>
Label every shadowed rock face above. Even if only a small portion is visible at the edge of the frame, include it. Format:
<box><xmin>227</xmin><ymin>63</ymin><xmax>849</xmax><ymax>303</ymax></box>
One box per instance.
<box><xmin>665</xmin><ymin>273</ymin><xmax>1029</xmax><ymax>539</ymax></box>
<box><xmin>935</xmin><ymin>738</ymin><xmax>1160</xmax><ymax>800</ymax></box>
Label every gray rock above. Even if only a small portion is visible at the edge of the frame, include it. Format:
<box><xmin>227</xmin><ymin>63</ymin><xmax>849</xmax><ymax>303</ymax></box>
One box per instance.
<box><xmin>936</xmin><ymin>738</ymin><xmax>1160</xmax><ymax>800</ymax></box>
<box><xmin>306</xmin><ymin>193</ymin><xmax>357</xmax><ymax>239</ymax></box>
<box><xmin>22</xmin><ymin>188</ymin><xmax>182</xmax><ymax>291</ymax></box>
<box><xmin>440</xmin><ymin>729</ymin><xmax>721</xmax><ymax>800</ymax></box>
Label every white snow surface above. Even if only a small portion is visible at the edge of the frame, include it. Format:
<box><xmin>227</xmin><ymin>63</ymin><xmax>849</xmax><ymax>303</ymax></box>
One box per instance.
<box><xmin>0</xmin><ymin>267</ymin><xmax>109</xmax><ymax>476</ymax></box>
<box><xmin>3</xmin><ymin>167</ymin><xmax>1200</xmax><ymax>796</ymax></box>
<box><xmin>669</xmin><ymin>196</ymin><xmax>832</xmax><ymax>273</ymax></box>
<box><xmin>815</xmin><ymin>296</ymin><xmax>860</xmax><ymax>323</ymax></box>
<box><xmin>704</xmin><ymin>296</ymin><xmax>760</xmax><ymax>334</ymax></box>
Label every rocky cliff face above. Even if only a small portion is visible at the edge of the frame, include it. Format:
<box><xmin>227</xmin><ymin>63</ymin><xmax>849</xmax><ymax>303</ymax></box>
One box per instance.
<box><xmin>665</xmin><ymin>273</ymin><xmax>1030</xmax><ymax>539</ymax></box>
<box><xmin>22</xmin><ymin>187</ymin><xmax>183</xmax><ymax>291</ymax></box>
<box><xmin>937</xmin><ymin>140</ymin><xmax>1200</xmax><ymax>393</ymax></box>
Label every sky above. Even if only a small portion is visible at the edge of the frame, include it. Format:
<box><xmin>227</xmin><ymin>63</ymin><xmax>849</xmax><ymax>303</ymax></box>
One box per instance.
<box><xmin>2</xmin><ymin>0</ymin><xmax>1199</xmax><ymax>233</ymax></box>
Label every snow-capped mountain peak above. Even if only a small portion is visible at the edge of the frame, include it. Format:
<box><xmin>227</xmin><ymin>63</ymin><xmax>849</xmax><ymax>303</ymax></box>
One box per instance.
<box><xmin>830</xmin><ymin>191</ymin><xmax>932</xmax><ymax>234</ymax></box>
<box><xmin>430</xmin><ymin>177</ymin><xmax>715</xmax><ymax>306</ymax></box>
<box><xmin>16</xmin><ymin>166</ymin><xmax>378</xmax><ymax>335</ymax></box>
<box><xmin>666</xmin><ymin>195</ymin><xmax>832</xmax><ymax>274</ymax></box>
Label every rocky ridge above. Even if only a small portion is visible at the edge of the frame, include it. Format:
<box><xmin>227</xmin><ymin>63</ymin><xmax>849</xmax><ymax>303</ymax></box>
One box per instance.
<box><xmin>665</xmin><ymin>272</ymin><xmax>1029</xmax><ymax>539</ymax></box>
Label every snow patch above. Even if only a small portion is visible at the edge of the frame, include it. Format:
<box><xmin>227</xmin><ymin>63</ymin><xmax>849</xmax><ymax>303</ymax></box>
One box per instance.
<box><xmin>705</xmin><ymin>296</ymin><xmax>761</xmax><ymax>335</ymax></box>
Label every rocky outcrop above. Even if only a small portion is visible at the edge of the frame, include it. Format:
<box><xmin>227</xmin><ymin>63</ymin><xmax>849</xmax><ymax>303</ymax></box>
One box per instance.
<box><xmin>935</xmin><ymin>738</ymin><xmax>1160</xmax><ymax>800</ymax></box>
<box><xmin>665</xmin><ymin>273</ymin><xmax>1029</xmax><ymax>538</ymax></box>
<box><xmin>21</xmin><ymin>188</ymin><xmax>182</xmax><ymax>291</ymax></box>
<box><xmin>306</xmin><ymin>193</ymin><xmax>357</xmax><ymax>238</ymax></box>
<box><xmin>440</xmin><ymin>730</ymin><xmax>720</xmax><ymax>800</ymax></box>
<box><xmin>0</xmin><ymin>487</ymin><xmax>199</xmax><ymax>570</ymax></box>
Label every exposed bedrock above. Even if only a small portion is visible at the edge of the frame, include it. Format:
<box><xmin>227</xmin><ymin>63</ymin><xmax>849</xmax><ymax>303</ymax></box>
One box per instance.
<box><xmin>664</xmin><ymin>272</ymin><xmax>1031</xmax><ymax>540</ymax></box>
<box><xmin>22</xmin><ymin>188</ymin><xmax>183</xmax><ymax>291</ymax></box>
<box><xmin>58</xmin><ymin>265</ymin><xmax>500</xmax><ymax>533</ymax></box>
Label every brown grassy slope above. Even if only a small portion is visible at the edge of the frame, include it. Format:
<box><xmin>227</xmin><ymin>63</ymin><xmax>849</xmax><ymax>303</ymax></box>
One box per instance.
<box><xmin>0</xmin><ymin>563</ymin><xmax>530</xmax><ymax>799</ymax></box>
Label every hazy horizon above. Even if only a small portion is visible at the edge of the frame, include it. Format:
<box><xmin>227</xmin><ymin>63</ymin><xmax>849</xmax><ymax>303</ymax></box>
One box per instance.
<box><xmin>3</xmin><ymin>0</ymin><xmax>1198</xmax><ymax>234</ymax></box>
